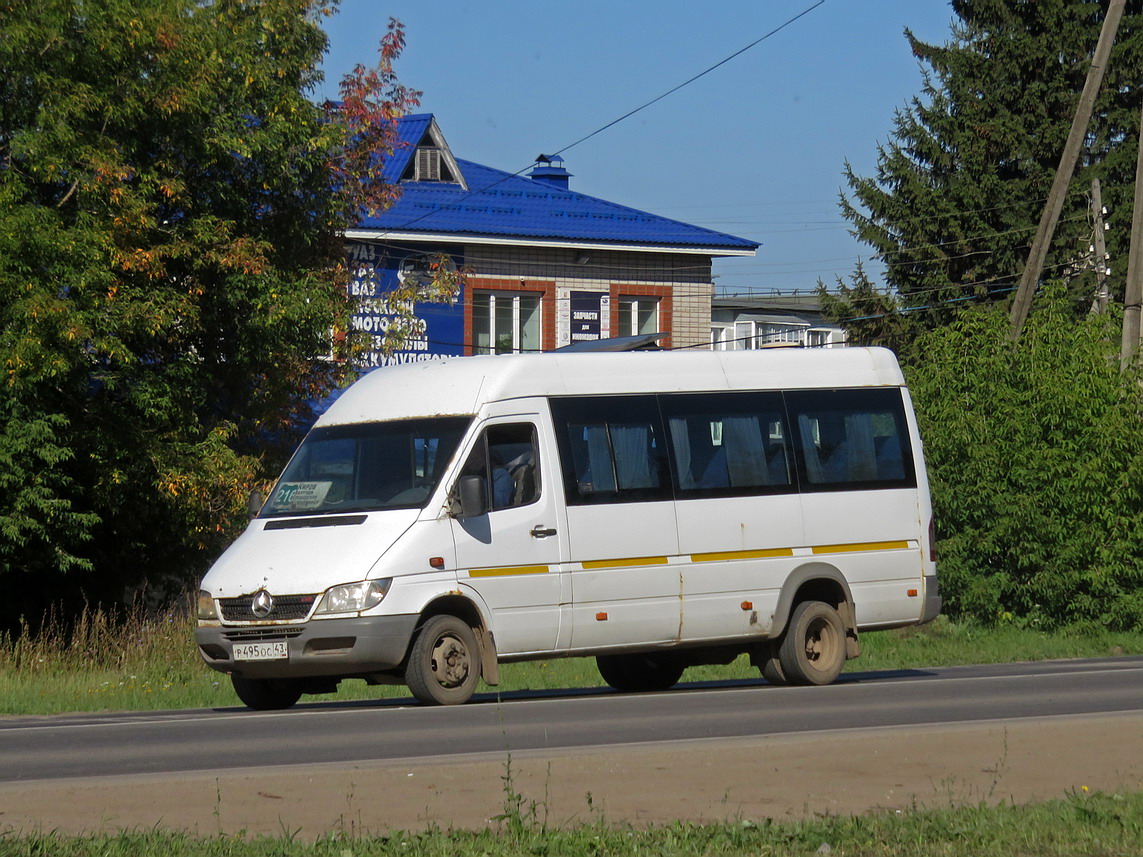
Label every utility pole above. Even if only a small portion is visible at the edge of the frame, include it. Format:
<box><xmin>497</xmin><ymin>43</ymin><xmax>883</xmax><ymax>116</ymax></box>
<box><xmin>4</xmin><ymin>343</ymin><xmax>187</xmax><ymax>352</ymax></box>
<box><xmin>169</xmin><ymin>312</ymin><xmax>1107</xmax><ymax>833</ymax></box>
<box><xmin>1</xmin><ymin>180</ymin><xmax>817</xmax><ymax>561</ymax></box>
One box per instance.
<box><xmin>1009</xmin><ymin>0</ymin><xmax>1125</xmax><ymax>341</ymax></box>
<box><xmin>1090</xmin><ymin>178</ymin><xmax>1110</xmax><ymax>314</ymax></box>
<box><xmin>1120</xmin><ymin>100</ymin><xmax>1143</xmax><ymax>369</ymax></box>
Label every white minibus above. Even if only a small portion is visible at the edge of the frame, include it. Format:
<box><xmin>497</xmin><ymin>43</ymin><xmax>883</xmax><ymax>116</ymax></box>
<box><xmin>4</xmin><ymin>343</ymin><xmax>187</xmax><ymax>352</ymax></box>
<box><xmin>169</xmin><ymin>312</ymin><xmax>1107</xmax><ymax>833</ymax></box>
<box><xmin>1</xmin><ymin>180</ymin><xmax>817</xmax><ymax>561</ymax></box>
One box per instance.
<box><xmin>196</xmin><ymin>347</ymin><xmax>940</xmax><ymax>708</ymax></box>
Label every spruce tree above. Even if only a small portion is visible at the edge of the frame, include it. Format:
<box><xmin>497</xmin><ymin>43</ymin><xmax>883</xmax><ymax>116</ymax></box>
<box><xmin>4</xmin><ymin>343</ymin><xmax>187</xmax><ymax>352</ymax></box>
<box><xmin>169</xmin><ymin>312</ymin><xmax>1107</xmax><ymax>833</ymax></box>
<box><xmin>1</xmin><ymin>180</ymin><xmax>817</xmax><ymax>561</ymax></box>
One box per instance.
<box><xmin>840</xmin><ymin>0</ymin><xmax>1143</xmax><ymax>327</ymax></box>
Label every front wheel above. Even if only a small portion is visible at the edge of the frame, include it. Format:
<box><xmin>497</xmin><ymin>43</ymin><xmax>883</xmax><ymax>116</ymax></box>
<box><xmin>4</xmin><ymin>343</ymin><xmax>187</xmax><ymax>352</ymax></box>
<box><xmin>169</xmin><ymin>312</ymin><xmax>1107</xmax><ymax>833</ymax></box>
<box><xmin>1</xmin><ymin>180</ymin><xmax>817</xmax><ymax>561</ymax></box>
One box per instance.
<box><xmin>405</xmin><ymin>614</ymin><xmax>481</xmax><ymax>705</ymax></box>
<box><xmin>777</xmin><ymin>600</ymin><xmax>847</xmax><ymax>686</ymax></box>
<box><xmin>231</xmin><ymin>676</ymin><xmax>304</xmax><ymax>711</ymax></box>
<box><xmin>597</xmin><ymin>652</ymin><xmax>684</xmax><ymax>693</ymax></box>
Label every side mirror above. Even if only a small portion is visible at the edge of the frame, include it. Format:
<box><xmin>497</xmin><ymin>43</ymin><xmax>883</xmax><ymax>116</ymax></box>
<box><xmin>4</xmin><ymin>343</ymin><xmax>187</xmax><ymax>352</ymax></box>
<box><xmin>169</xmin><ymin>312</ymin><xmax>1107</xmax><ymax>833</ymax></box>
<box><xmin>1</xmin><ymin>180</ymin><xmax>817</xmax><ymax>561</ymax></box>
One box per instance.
<box><xmin>247</xmin><ymin>489</ymin><xmax>264</xmax><ymax>520</ymax></box>
<box><xmin>455</xmin><ymin>475</ymin><xmax>488</xmax><ymax>519</ymax></box>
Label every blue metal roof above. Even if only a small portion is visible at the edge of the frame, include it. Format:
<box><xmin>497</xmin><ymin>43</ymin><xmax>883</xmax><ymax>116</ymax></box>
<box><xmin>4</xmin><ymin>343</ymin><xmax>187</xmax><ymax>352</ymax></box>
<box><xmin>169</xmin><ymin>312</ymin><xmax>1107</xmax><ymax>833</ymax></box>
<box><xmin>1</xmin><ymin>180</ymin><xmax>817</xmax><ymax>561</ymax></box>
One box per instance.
<box><xmin>360</xmin><ymin>114</ymin><xmax>759</xmax><ymax>253</ymax></box>
<box><xmin>378</xmin><ymin>113</ymin><xmax>432</xmax><ymax>184</ymax></box>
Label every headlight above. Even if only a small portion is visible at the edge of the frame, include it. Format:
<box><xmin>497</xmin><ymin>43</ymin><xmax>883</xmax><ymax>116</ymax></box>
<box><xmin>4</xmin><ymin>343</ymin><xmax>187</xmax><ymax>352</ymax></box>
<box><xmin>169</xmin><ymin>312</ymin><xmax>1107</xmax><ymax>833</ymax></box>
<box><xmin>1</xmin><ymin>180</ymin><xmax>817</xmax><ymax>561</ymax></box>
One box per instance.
<box><xmin>197</xmin><ymin>589</ymin><xmax>218</xmax><ymax>620</ymax></box>
<box><xmin>314</xmin><ymin>579</ymin><xmax>392</xmax><ymax>615</ymax></box>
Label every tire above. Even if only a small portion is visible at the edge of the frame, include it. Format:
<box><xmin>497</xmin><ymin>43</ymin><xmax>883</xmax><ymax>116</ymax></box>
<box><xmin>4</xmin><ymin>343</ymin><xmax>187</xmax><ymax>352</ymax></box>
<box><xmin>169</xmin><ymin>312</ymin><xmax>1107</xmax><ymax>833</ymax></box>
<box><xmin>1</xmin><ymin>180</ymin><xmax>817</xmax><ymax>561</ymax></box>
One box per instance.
<box><xmin>405</xmin><ymin>614</ymin><xmax>481</xmax><ymax>705</ymax></box>
<box><xmin>596</xmin><ymin>652</ymin><xmax>684</xmax><ymax>693</ymax></box>
<box><xmin>231</xmin><ymin>676</ymin><xmax>304</xmax><ymax>711</ymax></box>
<box><xmin>759</xmin><ymin>643</ymin><xmax>788</xmax><ymax>685</ymax></box>
<box><xmin>777</xmin><ymin>600</ymin><xmax>847</xmax><ymax>686</ymax></box>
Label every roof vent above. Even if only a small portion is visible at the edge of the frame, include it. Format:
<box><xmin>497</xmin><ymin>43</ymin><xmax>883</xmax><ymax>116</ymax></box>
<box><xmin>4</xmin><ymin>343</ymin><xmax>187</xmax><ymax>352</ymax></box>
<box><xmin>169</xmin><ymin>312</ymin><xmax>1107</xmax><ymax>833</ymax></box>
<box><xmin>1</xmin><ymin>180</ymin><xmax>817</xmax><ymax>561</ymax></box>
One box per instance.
<box><xmin>528</xmin><ymin>154</ymin><xmax>572</xmax><ymax>189</ymax></box>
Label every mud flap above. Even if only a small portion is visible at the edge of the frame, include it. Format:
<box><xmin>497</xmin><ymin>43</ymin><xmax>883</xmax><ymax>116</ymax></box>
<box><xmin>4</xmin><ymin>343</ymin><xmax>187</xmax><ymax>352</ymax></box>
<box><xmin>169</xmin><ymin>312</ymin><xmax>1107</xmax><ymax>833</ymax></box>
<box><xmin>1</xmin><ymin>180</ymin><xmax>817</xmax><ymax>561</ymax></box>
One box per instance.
<box><xmin>476</xmin><ymin>626</ymin><xmax>500</xmax><ymax>686</ymax></box>
<box><xmin>838</xmin><ymin>601</ymin><xmax>861</xmax><ymax>659</ymax></box>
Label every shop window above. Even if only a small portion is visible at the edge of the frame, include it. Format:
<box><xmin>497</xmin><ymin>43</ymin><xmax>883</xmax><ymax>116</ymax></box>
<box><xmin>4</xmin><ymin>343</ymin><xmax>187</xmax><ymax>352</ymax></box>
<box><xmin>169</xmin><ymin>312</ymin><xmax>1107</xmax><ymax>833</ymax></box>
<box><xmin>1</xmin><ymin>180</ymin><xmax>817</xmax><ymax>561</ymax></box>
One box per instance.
<box><xmin>473</xmin><ymin>291</ymin><xmax>541</xmax><ymax>354</ymax></box>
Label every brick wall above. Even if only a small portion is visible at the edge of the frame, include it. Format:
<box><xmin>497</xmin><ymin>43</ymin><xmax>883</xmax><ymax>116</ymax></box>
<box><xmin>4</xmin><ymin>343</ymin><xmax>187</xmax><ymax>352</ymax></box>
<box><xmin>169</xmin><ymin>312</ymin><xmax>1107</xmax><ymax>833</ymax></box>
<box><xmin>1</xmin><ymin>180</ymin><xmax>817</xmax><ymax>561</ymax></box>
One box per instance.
<box><xmin>670</xmin><ymin>281</ymin><xmax>716</xmax><ymax>350</ymax></box>
<box><xmin>465</xmin><ymin>245</ymin><xmax>713</xmax><ymax>285</ymax></box>
<box><xmin>462</xmin><ymin>247</ymin><xmax>714</xmax><ymax>352</ymax></box>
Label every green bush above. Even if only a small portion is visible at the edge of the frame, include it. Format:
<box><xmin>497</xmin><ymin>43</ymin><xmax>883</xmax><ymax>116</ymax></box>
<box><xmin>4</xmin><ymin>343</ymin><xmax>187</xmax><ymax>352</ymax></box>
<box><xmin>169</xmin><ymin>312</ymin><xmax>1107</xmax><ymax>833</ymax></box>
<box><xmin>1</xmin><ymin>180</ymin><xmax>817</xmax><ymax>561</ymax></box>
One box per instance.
<box><xmin>906</xmin><ymin>288</ymin><xmax>1143</xmax><ymax>630</ymax></box>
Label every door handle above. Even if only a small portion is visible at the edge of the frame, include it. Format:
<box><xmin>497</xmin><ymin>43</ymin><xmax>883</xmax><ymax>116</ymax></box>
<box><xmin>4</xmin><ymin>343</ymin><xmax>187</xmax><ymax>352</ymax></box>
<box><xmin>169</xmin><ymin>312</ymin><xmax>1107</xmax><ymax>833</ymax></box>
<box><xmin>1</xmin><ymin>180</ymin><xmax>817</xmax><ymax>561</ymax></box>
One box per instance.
<box><xmin>530</xmin><ymin>525</ymin><xmax>557</xmax><ymax>538</ymax></box>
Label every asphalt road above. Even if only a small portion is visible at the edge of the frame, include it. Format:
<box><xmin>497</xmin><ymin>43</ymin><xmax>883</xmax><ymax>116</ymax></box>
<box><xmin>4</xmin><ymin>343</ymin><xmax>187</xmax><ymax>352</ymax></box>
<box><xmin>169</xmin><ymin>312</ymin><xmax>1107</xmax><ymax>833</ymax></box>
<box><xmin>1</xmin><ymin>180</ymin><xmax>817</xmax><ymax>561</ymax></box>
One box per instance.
<box><xmin>2</xmin><ymin>657</ymin><xmax>1141</xmax><ymax>783</ymax></box>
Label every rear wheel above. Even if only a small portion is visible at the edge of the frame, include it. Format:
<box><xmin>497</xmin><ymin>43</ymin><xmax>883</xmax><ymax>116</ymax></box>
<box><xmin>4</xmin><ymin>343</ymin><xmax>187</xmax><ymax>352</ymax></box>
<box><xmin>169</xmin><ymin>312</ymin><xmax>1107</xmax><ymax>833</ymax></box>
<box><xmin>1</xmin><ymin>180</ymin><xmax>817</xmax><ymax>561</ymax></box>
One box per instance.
<box><xmin>759</xmin><ymin>643</ymin><xmax>788</xmax><ymax>685</ymax></box>
<box><xmin>405</xmin><ymin>614</ymin><xmax>481</xmax><ymax>705</ymax></box>
<box><xmin>778</xmin><ymin>600</ymin><xmax>846</xmax><ymax>686</ymax></box>
<box><xmin>597</xmin><ymin>652</ymin><xmax>684</xmax><ymax>693</ymax></box>
<box><xmin>231</xmin><ymin>676</ymin><xmax>304</xmax><ymax>711</ymax></box>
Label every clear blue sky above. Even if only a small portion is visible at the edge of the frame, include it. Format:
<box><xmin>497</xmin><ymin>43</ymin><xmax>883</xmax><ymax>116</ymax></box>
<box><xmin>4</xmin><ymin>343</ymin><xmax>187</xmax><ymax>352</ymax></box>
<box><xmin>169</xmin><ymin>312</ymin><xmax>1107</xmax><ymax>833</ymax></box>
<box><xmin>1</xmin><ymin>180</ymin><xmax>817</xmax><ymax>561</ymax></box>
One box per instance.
<box><xmin>317</xmin><ymin>1</ymin><xmax>956</xmax><ymax>296</ymax></box>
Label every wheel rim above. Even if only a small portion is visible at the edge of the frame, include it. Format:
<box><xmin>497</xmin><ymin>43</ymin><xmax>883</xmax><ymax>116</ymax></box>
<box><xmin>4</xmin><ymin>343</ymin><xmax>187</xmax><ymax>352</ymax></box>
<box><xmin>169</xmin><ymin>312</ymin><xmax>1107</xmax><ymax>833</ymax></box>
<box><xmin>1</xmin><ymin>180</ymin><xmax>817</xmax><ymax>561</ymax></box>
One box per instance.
<box><xmin>803</xmin><ymin>615</ymin><xmax>841</xmax><ymax>673</ymax></box>
<box><xmin>429</xmin><ymin>633</ymin><xmax>471</xmax><ymax>688</ymax></box>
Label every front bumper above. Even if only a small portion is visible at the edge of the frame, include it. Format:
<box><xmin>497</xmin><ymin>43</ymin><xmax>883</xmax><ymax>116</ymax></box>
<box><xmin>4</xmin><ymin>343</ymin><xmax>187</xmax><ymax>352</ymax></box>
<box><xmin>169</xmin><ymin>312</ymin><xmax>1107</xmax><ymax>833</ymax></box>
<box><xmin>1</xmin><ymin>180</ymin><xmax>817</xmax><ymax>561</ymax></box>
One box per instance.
<box><xmin>195</xmin><ymin>614</ymin><xmax>419</xmax><ymax>679</ymax></box>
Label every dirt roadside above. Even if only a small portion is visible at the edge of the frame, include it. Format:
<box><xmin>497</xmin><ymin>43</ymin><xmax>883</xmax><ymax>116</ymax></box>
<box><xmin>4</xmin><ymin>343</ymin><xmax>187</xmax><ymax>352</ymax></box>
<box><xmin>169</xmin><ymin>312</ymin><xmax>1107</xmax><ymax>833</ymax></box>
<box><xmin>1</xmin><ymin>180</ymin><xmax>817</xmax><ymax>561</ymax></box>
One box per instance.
<box><xmin>0</xmin><ymin>712</ymin><xmax>1140</xmax><ymax>837</ymax></box>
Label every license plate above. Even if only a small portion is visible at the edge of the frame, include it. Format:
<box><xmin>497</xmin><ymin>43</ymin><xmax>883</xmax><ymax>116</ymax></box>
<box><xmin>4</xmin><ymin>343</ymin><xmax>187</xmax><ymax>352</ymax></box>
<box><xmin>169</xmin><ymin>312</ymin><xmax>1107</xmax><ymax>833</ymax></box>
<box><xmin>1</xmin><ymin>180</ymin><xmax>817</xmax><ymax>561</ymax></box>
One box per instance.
<box><xmin>232</xmin><ymin>641</ymin><xmax>288</xmax><ymax>661</ymax></box>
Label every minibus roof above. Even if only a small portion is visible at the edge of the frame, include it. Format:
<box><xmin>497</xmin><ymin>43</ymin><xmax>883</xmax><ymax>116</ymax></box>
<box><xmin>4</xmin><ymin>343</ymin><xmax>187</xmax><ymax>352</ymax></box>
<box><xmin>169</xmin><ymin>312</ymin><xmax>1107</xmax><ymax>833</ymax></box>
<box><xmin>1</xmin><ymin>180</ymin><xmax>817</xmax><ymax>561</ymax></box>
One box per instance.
<box><xmin>318</xmin><ymin>347</ymin><xmax>907</xmax><ymax>427</ymax></box>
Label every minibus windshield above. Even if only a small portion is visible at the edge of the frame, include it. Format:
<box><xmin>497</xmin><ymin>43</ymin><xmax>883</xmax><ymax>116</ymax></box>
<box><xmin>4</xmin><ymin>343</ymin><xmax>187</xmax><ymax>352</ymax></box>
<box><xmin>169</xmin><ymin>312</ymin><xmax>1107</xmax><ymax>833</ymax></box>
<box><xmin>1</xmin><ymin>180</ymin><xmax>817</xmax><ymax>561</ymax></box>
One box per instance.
<box><xmin>260</xmin><ymin>417</ymin><xmax>472</xmax><ymax>517</ymax></box>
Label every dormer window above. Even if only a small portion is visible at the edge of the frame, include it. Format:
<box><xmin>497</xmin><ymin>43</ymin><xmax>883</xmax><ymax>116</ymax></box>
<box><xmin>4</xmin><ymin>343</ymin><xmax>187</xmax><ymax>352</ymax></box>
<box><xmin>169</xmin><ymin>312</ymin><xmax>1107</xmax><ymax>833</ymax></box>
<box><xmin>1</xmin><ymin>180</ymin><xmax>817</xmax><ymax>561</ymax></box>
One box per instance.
<box><xmin>402</xmin><ymin>145</ymin><xmax>456</xmax><ymax>183</ymax></box>
<box><xmin>417</xmin><ymin>147</ymin><xmax>442</xmax><ymax>181</ymax></box>
<box><xmin>396</xmin><ymin>118</ymin><xmax>467</xmax><ymax>187</ymax></box>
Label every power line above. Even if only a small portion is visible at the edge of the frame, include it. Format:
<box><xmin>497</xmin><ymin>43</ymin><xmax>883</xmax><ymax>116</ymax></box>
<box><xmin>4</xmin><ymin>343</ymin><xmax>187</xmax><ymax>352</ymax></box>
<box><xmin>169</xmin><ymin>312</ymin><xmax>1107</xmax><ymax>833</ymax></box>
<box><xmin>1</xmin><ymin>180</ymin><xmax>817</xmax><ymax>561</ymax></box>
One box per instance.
<box><xmin>839</xmin><ymin>286</ymin><xmax>1018</xmax><ymax>323</ymax></box>
<box><xmin>377</xmin><ymin>2</ymin><xmax>826</xmax><ymax>235</ymax></box>
<box><xmin>358</xmin><ymin>208</ymin><xmax>1090</xmax><ymax>284</ymax></box>
<box><xmin>692</xmin><ymin>194</ymin><xmax>1069</xmax><ymax>230</ymax></box>
<box><xmin>545</xmin><ymin>2</ymin><xmax>825</xmax><ymax>161</ymax></box>
<box><xmin>828</xmin><ymin>256</ymin><xmax>1087</xmax><ymax>316</ymax></box>
<box><xmin>369</xmin><ymin>326</ymin><xmax>826</xmax><ymax>356</ymax></box>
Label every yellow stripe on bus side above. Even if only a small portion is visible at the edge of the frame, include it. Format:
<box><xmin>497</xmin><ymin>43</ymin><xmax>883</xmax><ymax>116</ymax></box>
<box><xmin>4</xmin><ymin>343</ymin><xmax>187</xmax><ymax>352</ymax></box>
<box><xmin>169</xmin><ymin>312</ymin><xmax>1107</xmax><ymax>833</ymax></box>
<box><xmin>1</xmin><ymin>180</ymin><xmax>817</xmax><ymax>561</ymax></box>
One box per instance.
<box><xmin>468</xmin><ymin>565</ymin><xmax>549</xmax><ymax>578</ymax></box>
<box><xmin>690</xmin><ymin>547</ymin><xmax>795</xmax><ymax>563</ymax></box>
<box><xmin>811</xmin><ymin>540</ymin><xmax>910</xmax><ymax>555</ymax></box>
<box><xmin>581</xmin><ymin>542</ymin><xmax>909</xmax><ymax>570</ymax></box>
<box><xmin>522</xmin><ymin>542</ymin><xmax>911</xmax><ymax>575</ymax></box>
<box><xmin>580</xmin><ymin>556</ymin><xmax>669</xmax><ymax>569</ymax></box>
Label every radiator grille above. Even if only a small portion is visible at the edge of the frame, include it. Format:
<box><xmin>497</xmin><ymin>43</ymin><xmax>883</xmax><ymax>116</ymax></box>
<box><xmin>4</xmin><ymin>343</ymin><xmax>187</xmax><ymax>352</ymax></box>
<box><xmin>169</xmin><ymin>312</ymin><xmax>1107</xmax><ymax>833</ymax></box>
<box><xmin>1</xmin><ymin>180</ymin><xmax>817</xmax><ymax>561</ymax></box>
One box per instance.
<box><xmin>218</xmin><ymin>593</ymin><xmax>316</xmax><ymax>622</ymax></box>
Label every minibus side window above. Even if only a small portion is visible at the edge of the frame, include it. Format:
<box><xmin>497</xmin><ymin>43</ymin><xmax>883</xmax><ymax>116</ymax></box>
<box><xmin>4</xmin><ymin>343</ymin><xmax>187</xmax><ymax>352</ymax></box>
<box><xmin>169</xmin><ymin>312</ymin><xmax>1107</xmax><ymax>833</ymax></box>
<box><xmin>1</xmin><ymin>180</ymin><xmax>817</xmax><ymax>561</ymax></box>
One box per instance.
<box><xmin>549</xmin><ymin>396</ymin><xmax>671</xmax><ymax>505</ymax></box>
<box><xmin>785</xmin><ymin>388</ymin><xmax>915</xmax><ymax>491</ymax></box>
<box><xmin>459</xmin><ymin>423</ymin><xmax>541</xmax><ymax>512</ymax></box>
<box><xmin>659</xmin><ymin>392</ymin><xmax>794</xmax><ymax>497</ymax></box>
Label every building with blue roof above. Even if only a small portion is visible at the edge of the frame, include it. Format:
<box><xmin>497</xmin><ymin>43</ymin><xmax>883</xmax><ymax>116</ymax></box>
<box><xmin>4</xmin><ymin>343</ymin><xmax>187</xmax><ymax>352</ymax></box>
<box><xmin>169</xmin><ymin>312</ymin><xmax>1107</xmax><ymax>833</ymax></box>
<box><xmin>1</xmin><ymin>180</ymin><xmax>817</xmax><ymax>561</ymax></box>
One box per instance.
<box><xmin>344</xmin><ymin>114</ymin><xmax>759</xmax><ymax>365</ymax></box>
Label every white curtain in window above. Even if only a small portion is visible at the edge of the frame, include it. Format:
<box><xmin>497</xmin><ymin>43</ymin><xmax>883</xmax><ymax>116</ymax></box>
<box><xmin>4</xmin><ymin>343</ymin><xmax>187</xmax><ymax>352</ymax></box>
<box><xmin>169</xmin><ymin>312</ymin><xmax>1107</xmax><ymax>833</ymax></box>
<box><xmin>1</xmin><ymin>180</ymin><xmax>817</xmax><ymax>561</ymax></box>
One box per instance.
<box><xmin>798</xmin><ymin>414</ymin><xmax>824</xmax><ymax>482</ymax></box>
<box><xmin>611</xmin><ymin>425</ymin><xmax>655</xmax><ymax>489</ymax></box>
<box><xmin>722</xmin><ymin>416</ymin><xmax>768</xmax><ymax>487</ymax></box>
<box><xmin>584</xmin><ymin>426</ymin><xmax>615</xmax><ymax>492</ymax></box>
<box><xmin>668</xmin><ymin>418</ymin><xmax>696</xmax><ymax>489</ymax></box>
<box><xmin>844</xmin><ymin>413</ymin><xmax>878</xmax><ymax>481</ymax></box>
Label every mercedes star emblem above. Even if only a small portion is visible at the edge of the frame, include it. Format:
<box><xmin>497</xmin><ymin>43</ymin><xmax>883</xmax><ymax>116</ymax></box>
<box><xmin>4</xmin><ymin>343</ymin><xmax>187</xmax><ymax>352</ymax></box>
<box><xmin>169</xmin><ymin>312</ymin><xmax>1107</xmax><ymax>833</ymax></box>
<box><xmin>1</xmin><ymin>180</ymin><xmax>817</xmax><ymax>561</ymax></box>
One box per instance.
<box><xmin>251</xmin><ymin>589</ymin><xmax>274</xmax><ymax>619</ymax></box>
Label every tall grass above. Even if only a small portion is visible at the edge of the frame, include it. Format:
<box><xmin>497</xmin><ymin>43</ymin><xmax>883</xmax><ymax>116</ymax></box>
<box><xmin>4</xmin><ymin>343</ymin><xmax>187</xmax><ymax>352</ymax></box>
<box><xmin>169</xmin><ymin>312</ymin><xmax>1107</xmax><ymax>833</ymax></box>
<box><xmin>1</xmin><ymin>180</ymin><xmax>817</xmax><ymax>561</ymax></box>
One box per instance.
<box><xmin>848</xmin><ymin>614</ymin><xmax>1143</xmax><ymax>671</ymax></box>
<box><xmin>0</xmin><ymin>607</ymin><xmax>1141</xmax><ymax>716</ymax></box>
<box><xmin>0</xmin><ymin>790</ymin><xmax>1141</xmax><ymax>855</ymax></box>
<box><xmin>0</xmin><ymin>601</ymin><xmax>191</xmax><ymax>675</ymax></box>
<box><xmin>0</xmin><ymin>601</ymin><xmax>234</xmax><ymax>714</ymax></box>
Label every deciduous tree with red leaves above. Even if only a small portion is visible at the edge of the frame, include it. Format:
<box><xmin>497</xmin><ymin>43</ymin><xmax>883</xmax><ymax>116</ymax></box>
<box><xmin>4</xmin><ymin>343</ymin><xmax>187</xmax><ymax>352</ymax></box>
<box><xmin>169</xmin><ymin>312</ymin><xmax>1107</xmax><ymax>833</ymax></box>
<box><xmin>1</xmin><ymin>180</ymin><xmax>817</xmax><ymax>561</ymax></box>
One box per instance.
<box><xmin>0</xmin><ymin>0</ymin><xmax>431</xmax><ymax>624</ymax></box>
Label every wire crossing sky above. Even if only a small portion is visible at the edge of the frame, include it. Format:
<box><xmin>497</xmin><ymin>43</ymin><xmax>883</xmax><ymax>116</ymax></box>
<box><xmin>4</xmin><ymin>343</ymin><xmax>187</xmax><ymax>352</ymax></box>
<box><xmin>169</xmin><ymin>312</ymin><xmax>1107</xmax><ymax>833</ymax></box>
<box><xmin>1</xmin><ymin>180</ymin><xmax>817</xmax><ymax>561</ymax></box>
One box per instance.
<box><xmin>368</xmin><ymin>2</ymin><xmax>829</xmax><ymax>239</ymax></box>
<box><xmin>320</xmin><ymin>1</ymin><xmax>955</xmax><ymax>294</ymax></box>
<box><xmin>546</xmin><ymin>1</ymin><xmax>826</xmax><ymax>162</ymax></box>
